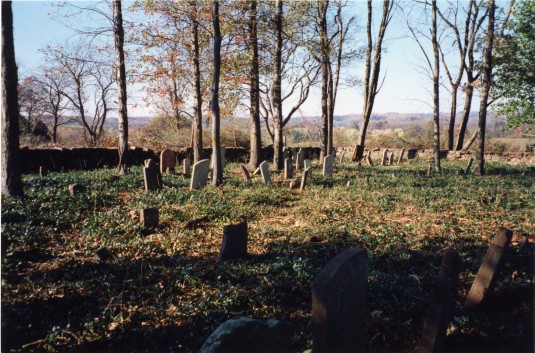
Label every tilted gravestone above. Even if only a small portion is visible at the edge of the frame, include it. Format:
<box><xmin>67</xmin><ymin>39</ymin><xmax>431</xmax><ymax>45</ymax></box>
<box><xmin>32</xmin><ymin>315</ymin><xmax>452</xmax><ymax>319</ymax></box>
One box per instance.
<box><xmin>190</xmin><ymin>159</ymin><xmax>211</xmax><ymax>190</ymax></box>
<box><xmin>219</xmin><ymin>222</ymin><xmax>248</xmax><ymax>261</ymax></box>
<box><xmin>140</xmin><ymin>208</ymin><xmax>159</xmax><ymax>228</ymax></box>
<box><xmin>300</xmin><ymin>168</ymin><xmax>311</xmax><ymax>192</ymax></box>
<box><xmin>240</xmin><ymin>164</ymin><xmax>251</xmax><ymax>182</ymax></box>
<box><xmin>143</xmin><ymin>159</ymin><xmax>161</xmax><ymax>191</ymax></box>
<box><xmin>183</xmin><ymin>158</ymin><xmax>191</xmax><ymax>176</ymax></box>
<box><xmin>464</xmin><ymin>227</ymin><xmax>513</xmax><ymax>309</ymax></box>
<box><xmin>284</xmin><ymin>158</ymin><xmax>294</xmax><ymax>179</ymax></box>
<box><xmin>160</xmin><ymin>149</ymin><xmax>176</xmax><ymax>174</ymax></box>
<box><xmin>312</xmin><ymin>248</ymin><xmax>368</xmax><ymax>353</ymax></box>
<box><xmin>322</xmin><ymin>155</ymin><xmax>334</xmax><ymax>177</ymax></box>
<box><xmin>420</xmin><ymin>249</ymin><xmax>461</xmax><ymax>353</ymax></box>
<box><xmin>296</xmin><ymin>148</ymin><xmax>305</xmax><ymax>170</ymax></box>
<box><xmin>259</xmin><ymin>161</ymin><xmax>271</xmax><ymax>185</ymax></box>
<box><xmin>397</xmin><ymin>148</ymin><xmax>405</xmax><ymax>165</ymax></box>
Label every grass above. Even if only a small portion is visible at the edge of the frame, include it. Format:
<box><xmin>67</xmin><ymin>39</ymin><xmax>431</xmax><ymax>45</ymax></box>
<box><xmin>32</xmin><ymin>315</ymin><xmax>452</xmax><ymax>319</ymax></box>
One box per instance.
<box><xmin>1</xmin><ymin>159</ymin><xmax>534</xmax><ymax>352</ymax></box>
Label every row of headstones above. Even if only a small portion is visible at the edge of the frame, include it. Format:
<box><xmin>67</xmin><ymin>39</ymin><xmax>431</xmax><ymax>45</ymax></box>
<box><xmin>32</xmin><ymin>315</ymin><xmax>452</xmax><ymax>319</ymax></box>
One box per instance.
<box><xmin>200</xmin><ymin>227</ymin><xmax>516</xmax><ymax>353</ymax></box>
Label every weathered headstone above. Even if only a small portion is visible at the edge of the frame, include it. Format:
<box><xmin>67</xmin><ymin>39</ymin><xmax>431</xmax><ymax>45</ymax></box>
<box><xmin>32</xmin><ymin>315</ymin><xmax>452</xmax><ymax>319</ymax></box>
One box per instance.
<box><xmin>240</xmin><ymin>164</ymin><xmax>251</xmax><ymax>182</ymax></box>
<box><xmin>300</xmin><ymin>168</ymin><xmax>311</xmax><ymax>192</ymax></box>
<box><xmin>183</xmin><ymin>158</ymin><xmax>191</xmax><ymax>176</ymax></box>
<box><xmin>284</xmin><ymin>158</ymin><xmax>294</xmax><ymax>179</ymax></box>
<box><xmin>259</xmin><ymin>161</ymin><xmax>271</xmax><ymax>185</ymax></box>
<box><xmin>323</xmin><ymin>155</ymin><xmax>334</xmax><ymax>177</ymax></box>
<box><xmin>219</xmin><ymin>222</ymin><xmax>248</xmax><ymax>261</ymax></box>
<box><xmin>68</xmin><ymin>183</ymin><xmax>85</xmax><ymax>196</ymax></box>
<box><xmin>304</xmin><ymin>159</ymin><xmax>312</xmax><ymax>175</ymax></box>
<box><xmin>160</xmin><ymin>149</ymin><xmax>175</xmax><ymax>174</ymax></box>
<box><xmin>419</xmin><ymin>249</ymin><xmax>461</xmax><ymax>353</ymax></box>
<box><xmin>140</xmin><ymin>208</ymin><xmax>159</xmax><ymax>228</ymax></box>
<box><xmin>190</xmin><ymin>159</ymin><xmax>211</xmax><ymax>190</ymax></box>
<box><xmin>464</xmin><ymin>227</ymin><xmax>513</xmax><ymax>309</ymax></box>
<box><xmin>397</xmin><ymin>148</ymin><xmax>405</xmax><ymax>165</ymax></box>
<box><xmin>464</xmin><ymin>157</ymin><xmax>474</xmax><ymax>175</ymax></box>
<box><xmin>296</xmin><ymin>148</ymin><xmax>305</xmax><ymax>170</ymax></box>
<box><xmin>143</xmin><ymin>159</ymin><xmax>161</xmax><ymax>191</ymax></box>
<box><xmin>312</xmin><ymin>248</ymin><xmax>368</xmax><ymax>353</ymax></box>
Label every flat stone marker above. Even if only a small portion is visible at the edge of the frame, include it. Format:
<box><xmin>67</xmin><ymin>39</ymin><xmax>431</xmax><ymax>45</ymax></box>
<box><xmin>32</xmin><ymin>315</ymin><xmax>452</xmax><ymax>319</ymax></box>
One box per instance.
<box><xmin>420</xmin><ymin>249</ymin><xmax>461</xmax><ymax>353</ymax></box>
<box><xmin>183</xmin><ymin>158</ymin><xmax>191</xmax><ymax>176</ymax></box>
<box><xmin>68</xmin><ymin>183</ymin><xmax>85</xmax><ymax>196</ymax></box>
<box><xmin>381</xmin><ymin>149</ymin><xmax>388</xmax><ymax>166</ymax></box>
<box><xmin>219</xmin><ymin>222</ymin><xmax>248</xmax><ymax>261</ymax></box>
<box><xmin>296</xmin><ymin>148</ymin><xmax>305</xmax><ymax>170</ymax></box>
<box><xmin>190</xmin><ymin>159</ymin><xmax>211</xmax><ymax>190</ymax></box>
<box><xmin>312</xmin><ymin>248</ymin><xmax>368</xmax><ymax>353</ymax></box>
<box><xmin>143</xmin><ymin>159</ymin><xmax>161</xmax><ymax>191</ymax></box>
<box><xmin>397</xmin><ymin>148</ymin><xmax>405</xmax><ymax>165</ymax></box>
<box><xmin>464</xmin><ymin>157</ymin><xmax>474</xmax><ymax>175</ymax></box>
<box><xmin>464</xmin><ymin>227</ymin><xmax>513</xmax><ymax>309</ymax></box>
<box><xmin>140</xmin><ymin>208</ymin><xmax>159</xmax><ymax>228</ymax></box>
<box><xmin>160</xmin><ymin>149</ymin><xmax>175</xmax><ymax>174</ymax></box>
<box><xmin>322</xmin><ymin>155</ymin><xmax>334</xmax><ymax>177</ymax></box>
<box><xmin>259</xmin><ymin>161</ymin><xmax>271</xmax><ymax>185</ymax></box>
<box><xmin>240</xmin><ymin>164</ymin><xmax>251</xmax><ymax>182</ymax></box>
<box><xmin>300</xmin><ymin>168</ymin><xmax>311</xmax><ymax>192</ymax></box>
<box><xmin>284</xmin><ymin>158</ymin><xmax>294</xmax><ymax>179</ymax></box>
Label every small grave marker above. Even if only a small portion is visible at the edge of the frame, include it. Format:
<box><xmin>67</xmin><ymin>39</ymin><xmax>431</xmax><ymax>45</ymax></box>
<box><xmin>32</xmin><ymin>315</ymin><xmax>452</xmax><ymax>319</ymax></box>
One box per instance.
<box><xmin>312</xmin><ymin>248</ymin><xmax>368</xmax><ymax>352</ymax></box>
<box><xmin>190</xmin><ymin>159</ymin><xmax>211</xmax><ymax>190</ymax></box>
<box><xmin>397</xmin><ymin>148</ymin><xmax>405</xmax><ymax>165</ymax></box>
<box><xmin>304</xmin><ymin>159</ymin><xmax>312</xmax><ymax>175</ymax></box>
<box><xmin>366</xmin><ymin>151</ymin><xmax>373</xmax><ymax>166</ymax></box>
<box><xmin>143</xmin><ymin>159</ymin><xmax>161</xmax><ymax>191</ymax></box>
<box><xmin>323</xmin><ymin>155</ymin><xmax>334</xmax><ymax>177</ymax></box>
<box><xmin>300</xmin><ymin>168</ymin><xmax>311</xmax><ymax>192</ymax></box>
<box><xmin>259</xmin><ymin>161</ymin><xmax>271</xmax><ymax>184</ymax></box>
<box><xmin>140</xmin><ymin>208</ymin><xmax>159</xmax><ymax>228</ymax></box>
<box><xmin>240</xmin><ymin>164</ymin><xmax>251</xmax><ymax>182</ymax></box>
<box><xmin>381</xmin><ymin>149</ymin><xmax>388</xmax><ymax>166</ymax></box>
<box><xmin>160</xmin><ymin>149</ymin><xmax>175</xmax><ymax>174</ymax></box>
<box><xmin>219</xmin><ymin>222</ymin><xmax>248</xmax><ymax>261</ymax></box>
<box><xmin>183</xmin><ymin>158</ymin><xmax>191</xmax><ymax>176</ymax></box>
<box><xmin>339</xmin><ymin>152</ymin><xmax>346</xmax><ymax>164</ymax></box>
<box><xmin>388</xmin><ymin>151</ymin><xmax>394</xmax><ymax>165</ymax></box>
<box><xmin>284</xmin><ymin>158</ymin><xmax>294</xmax><ymax>179</ymax></box>
<box><xmin>464</xmin><ymin>227</ymin><xmax>513</xmax><ymax>309</ymax></box>
<box><xmin>296</xmin><ymin>148</ymin><xmax>305</xmax><ymax>170</ymax></box>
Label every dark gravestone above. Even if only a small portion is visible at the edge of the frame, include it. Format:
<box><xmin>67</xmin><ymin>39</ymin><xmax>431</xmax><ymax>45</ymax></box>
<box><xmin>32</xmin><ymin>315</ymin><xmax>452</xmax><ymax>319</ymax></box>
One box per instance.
<box><xmin>312</xmin><ymin>248</ymin><xmax>368</xmax><ymax>353</ymax></box>
<box><xmin>160</xmin><ymin>149</ymin><xmax>176</xmax><ymax>174</ymax></box>
<box><xmin>381</xmin><ymin>149</ymin><xmax>388</xmax><ymax>166</ymax></box>
<box><xmin>219</xmin><ymin>222</ymin><xmax>248</xmax><ymax>261</ymax></box>
<box><xmin>464</xmin><ymin>227</ymin><xmax>513</xmax><ymax>309</ymax></box>
<box><xmin>284</xmin><ymin>158</ymin><xmax>294</xmax><ymax>179</ymax></box>
<box><xmin>140</xmin><ymin>208</ymin><xmax>159</xmax><ymax>228</ymax></box>
<box><xmin>143</xmin><ymin>159</ymin><xmax>161</xmax><ymax>191</ymax></box>
<box><xmin>68</xmin><ymin>183</ymin><xmax>85</xmax><ymax>196</ymax></box>
<box><xmin>419</xmin><ymin>249</ymin><xmax>461</xmax><ymax>353</ymax></box>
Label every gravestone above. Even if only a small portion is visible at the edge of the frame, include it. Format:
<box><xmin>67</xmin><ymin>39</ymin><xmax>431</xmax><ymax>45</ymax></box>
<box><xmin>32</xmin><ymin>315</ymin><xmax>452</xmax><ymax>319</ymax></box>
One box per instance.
<box><xmin>219</xmin><ymin>222</ymin><xmax>248</xmax><ymax>261</ymax></box>
<box><xmin>312</xmin><ymin>248</ymin><xmax>368</xmax><ymax>353</ymax></box>
<box><xmin>296</xmin><ymin>148</ymin><xmax>305</xmax><ymax>170</ymax></box>
<box><xmin>259</xmin><ymin>161</ymin><xmax>271</xmax><ymax>185</ymax></box>
<box><xmin>304</xmin><ymin>159</ymin><xmax>312</xmax><ymax>175</ymax></box>
<box><xmin>284</xmin><ymin>158</ymin><xmax>294</xmax><ymax>179</ymax></box>
<box><xmin>190</xmin><ymin>159</ymin><xmax>211</xmax><ymax>190</ymax></box>
<box><xmin>160</xmin><ymin>149</ymin><xmax>175</xmax><ymax>174</ymax></box>
<box><xmin>240</xmin><ymin>164</ymin><xmax>251</xmax><ymax>182</ymax></box>
<box><xmin>381</xmin><ymin>149</ymin><xmax>389</xmax><ymax>166</ymax></box>
<box><xmin>143</xmin><ymin>159</ymin><xmax>161</xmax><ymax>191</ymax></box>
<box><xmin>323</xmin><ymin>155</ymin><xmax>334</xmax><ymax>177</ymax></box>
<box><xmin>419</xmin><ymin>249</ymin><xmax>461</xmax><ymax>353</ymax></box>
<box><xmin>140</xmin><ymin>208</ymin><xmax>159</xmax><ymax>228</ymax></box>
<box><xmin>464</xmin><ymin>157</ymin><xmax>474</xmax><ymax>175</ymax></box>
<box><xmin>68</xmin><ymin>183</ymin><xmax>85</xmax><ymax>196</ymax></box>
<box><xmin>397</xmin><ymin>148</ymin><xmax>405</xmax><ymax>165</ymax></box>
<box><xmin>183</xmin><ymin>158</ymin><xmax>191</xmax><ymax>176</ymax></box>
<box><xmin>464</xmin><ymin>227</ymin><xmax>513</xmax><ymax>309</ymax></box>
<box><xmin>388</xmin><ymin>151</ymin><xmax>394</xmax><ymax>165</ymax></box>
<box><xmin>366</xmin><ymin>151</ymin><xmax>373</xmax><ymax>166</ymax></box>
<box><xmin>339</xmin><ymin>152</ymin><xmax>346</xmax><ymax>164</ymax></box>
<box><xmin>300</xmin><ymin>168</ymin><xmax>311</xmax><ymax>192</ymax></box>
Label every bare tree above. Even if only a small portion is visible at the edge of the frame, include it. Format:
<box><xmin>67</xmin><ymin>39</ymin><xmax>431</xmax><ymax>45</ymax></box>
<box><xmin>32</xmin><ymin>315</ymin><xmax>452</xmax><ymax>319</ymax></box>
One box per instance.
<box><xmin>211</xmin><ymin>0</ymin><xmax>223</xmax><ymax>186</ymax></box>
<box><xmin>271</xmin><ymin>0</ymin><xmax>284</xmax><ymax>170</ymax></box>
<box><xmin>431</xmin><ymin>0</ymin><xmax>441</xmax><ymax>172</ymax></box>
<box><xmin>190</xmin><ymin>0</ymin><xmax>205</xmax><ymax>163</ymax></box>
<box><xmin>353</xmin><ymin>0</ymin><xmax>394</xmax><ymax>161</ymax></box>
<box><xmin>248</xmin><ymin>0</ymin><xmax>262</xmax><ymax>169</ymax></box>
<box><xmin>39</xmin><ymin>68</ymin><xmax>69</xmax><ymax>144</ymax></box>
<box><xmin>1</xmin><ymin>1</ymin><xmax>23</xmax><ymax>197</ymax></box>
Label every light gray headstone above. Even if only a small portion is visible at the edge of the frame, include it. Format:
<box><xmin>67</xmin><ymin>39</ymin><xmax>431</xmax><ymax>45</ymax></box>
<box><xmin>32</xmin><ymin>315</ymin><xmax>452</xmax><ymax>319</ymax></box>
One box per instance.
<box><xmin>160</xmin><ymin>149</ymin><xmax>175</xmax><ymax>174</ymax></box>
<box><xmin>190</xmin><ymin>159</ymin><xmax>211</xmax><ymax>190</ymax></box>
<box><xmin>300</xmin><ymin>167</ymin><xmax>311</xmax><ymax>192</ymax></box>
<box><xmin>304</xmin><ymin>159</ymin><xmax>312</xmax><ymax>176</ymax></box>
<box><xmin>183</xmin><ymin>158</ymin><xmax>191</xmax><ymax>176</ymax></box>
<box><xmin>322</xmin><ymin>155</ymin><xmax>334</xmax><ymax>177</ymax></box>
<box><xmin>296</xmin><ymin>148</ymin><xmax>305</xmax><ymax>170</ymax></box>
<box><xmin>259</xmin><ymin>161</ymin><xmax>271</xmax><ymax>184</ymax></box>
<box><xmin>284</xmin><ymin>158</ymin><xmax>294</xmax><ymax>179</ymax></box>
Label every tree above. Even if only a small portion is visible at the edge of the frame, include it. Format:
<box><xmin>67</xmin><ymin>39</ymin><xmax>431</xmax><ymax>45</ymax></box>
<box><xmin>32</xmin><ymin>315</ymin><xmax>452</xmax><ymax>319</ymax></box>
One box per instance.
<box><xmin>113</xmin><ymin>0</ymin><xmax>129</xmax><ymax>174</ymax></box>
<box><xmin>271</xmin><ymin>0</ymin><xmax>284</xmax><ymax>170</ymax></box>
<box><xmin>247</xmin><ymin>0</ymin><xmax>262</xmax><ymax>169</ymax></box>
<box><xmin>353</xmin><ymin>0</ymin><xmax>394</xmax><ymax>161</ymax></box>
<box><xmin>1</xmin><ymin>1</ymin><xmax>23</xmax><ymax>197</ymax></box>
<box><xmin>493</xmin><ymin>0</ymin><xmax>535</xmax><ymax>133</ymax></box>
<box><xmin>211</xmin><ymin>0</ymin><xmax>223</xmax><ymax>186</ymax></box>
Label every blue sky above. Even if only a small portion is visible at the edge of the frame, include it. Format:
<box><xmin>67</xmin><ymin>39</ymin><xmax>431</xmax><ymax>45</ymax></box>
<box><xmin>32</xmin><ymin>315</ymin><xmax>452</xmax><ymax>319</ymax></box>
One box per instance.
<box><xmin>11</xmin><ymin>1</ymin><xmax>475</xmax><ymax>117</ymax></box>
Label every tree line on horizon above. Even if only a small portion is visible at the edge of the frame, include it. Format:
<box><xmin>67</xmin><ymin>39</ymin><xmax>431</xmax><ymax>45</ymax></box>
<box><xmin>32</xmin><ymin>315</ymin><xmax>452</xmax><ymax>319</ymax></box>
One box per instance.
<box><xmin>2</xmin><ymin>0</ymin><xmax>534</xmax><ymax>197</ymax></box>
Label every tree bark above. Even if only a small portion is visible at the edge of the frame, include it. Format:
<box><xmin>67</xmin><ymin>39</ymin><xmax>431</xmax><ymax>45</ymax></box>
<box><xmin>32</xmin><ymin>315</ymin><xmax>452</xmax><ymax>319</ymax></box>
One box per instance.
<box><xmin>432</xmin><ymin>0</ymin><xmax>441</xmax><ymax>172</ymax></box>
<box><xmin>248</xmin><ymin>0</ymin><xmax>262</xmax><ymax>169</ymax></box>
<box><xmin>475</xmin><ymin>0</ymin><xmax>495</xmax><ymax>175</ymax></box>
<box><xmin>113</xmin><ymin>0</ymin><xmax>129</xmax><ymax>175</ymax></box>
<box><xmin>191</xmin><ymin>1</ymin><xmax>204</xmax><ymax>163</ymax></box>
<box><xmin>272</xmin><ymin>0</ymin><xmax>284</xmax><ymax>170</ymax></box>
<box><xmin>211</xmin><ymin>0</ymin><xmax>223</xmax><ymax>186</ymax></box>
<box><xmin>1</xmin><ymin>1</ymin><xmax>23</xmax><ymax>197</ymax></box>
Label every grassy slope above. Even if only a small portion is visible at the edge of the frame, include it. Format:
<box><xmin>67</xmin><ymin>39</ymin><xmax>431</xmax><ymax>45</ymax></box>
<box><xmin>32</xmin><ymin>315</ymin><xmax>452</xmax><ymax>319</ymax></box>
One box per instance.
<box><xmin>1</xmin><ymin>160</ymin><xmax>534</xmax><ymax>352</ymax></box>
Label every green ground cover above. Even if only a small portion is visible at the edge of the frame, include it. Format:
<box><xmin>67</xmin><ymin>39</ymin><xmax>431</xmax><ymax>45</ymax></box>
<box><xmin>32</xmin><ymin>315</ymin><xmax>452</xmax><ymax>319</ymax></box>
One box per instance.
<box><xmin>1</xmin><ymin>160</ymin><xmax>533</xmax><ymax>352</ymax></box>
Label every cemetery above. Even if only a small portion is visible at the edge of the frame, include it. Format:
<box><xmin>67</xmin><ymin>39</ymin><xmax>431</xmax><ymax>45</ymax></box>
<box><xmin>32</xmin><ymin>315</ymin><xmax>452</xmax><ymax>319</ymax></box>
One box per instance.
<box><xmin>1</xmin><ymin>152</ymin><xmax>533</xmax><ymax>352</ymax></box>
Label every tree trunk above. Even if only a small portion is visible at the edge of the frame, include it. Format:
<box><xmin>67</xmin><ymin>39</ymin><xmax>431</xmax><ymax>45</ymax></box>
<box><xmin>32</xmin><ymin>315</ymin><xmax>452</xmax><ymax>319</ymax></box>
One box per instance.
<box><xmin>272</xmin><ymin>0</ymin><xmax>284</xmax><ymax>170</ymax></box>
<box><xmin>211</xmin><ymin>0</ymin><xmax>223</xmax><ymax>186</ymax></box>
<box><xmin>455</xmin><ymin>82</ymin><xmax>474</xmax><ymax>150</ymax></box>
<box><xmin>475</xmin><ymin>0</ymin><xmax>495</xmax><ymax>175</ymax></box>
<box><xmin>432</xmin><ymin>0</ymin><xmax>441</xmax><ymax>172</ymax></box>
<box><xmin>1</xmin><ymin>1</ymin><xmax>23</xmax><ymax>198</ymax></box>
<box><xmin>113</xmin><ymin>0</ymin><xmax>129</xmax><ymax>175</ymax></box>
<box><xmin>248</xmin><ymin>0</ymin><xmax>262</xmax><ymax>169</ymax></box>
<box><xmin>191</xmin><ymin>1</ymin><xmax>203</xmax><ymax>163</ymax></box>
<box><xmin>447</xmin><ymin>85</ymin><xmax>458</xmax><ymax>150</ymax></box>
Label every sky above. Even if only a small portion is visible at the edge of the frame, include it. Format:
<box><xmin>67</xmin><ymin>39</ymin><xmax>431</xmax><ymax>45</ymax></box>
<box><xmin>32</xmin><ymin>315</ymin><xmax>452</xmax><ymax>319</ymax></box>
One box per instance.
<box><xmin>11</xmin><ymin>1</ymin><xmax>479</xmax><ymax>118</ymax></box>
